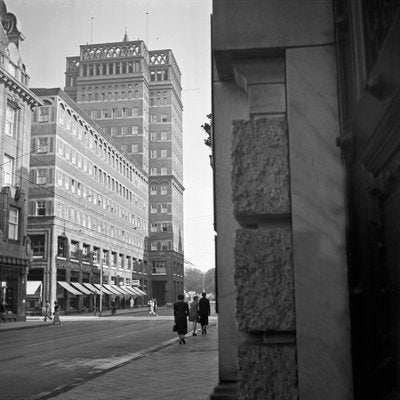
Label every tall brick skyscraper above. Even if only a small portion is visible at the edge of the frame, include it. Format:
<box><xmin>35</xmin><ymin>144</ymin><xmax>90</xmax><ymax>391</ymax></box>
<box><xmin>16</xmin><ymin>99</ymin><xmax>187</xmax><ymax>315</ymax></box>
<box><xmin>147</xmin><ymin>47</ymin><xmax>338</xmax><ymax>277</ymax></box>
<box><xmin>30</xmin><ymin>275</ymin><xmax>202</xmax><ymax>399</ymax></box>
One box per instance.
<box><xmin>64</xmin><ymin>35</ymin><xmax>184</xmax><ymax>304</ymax></box>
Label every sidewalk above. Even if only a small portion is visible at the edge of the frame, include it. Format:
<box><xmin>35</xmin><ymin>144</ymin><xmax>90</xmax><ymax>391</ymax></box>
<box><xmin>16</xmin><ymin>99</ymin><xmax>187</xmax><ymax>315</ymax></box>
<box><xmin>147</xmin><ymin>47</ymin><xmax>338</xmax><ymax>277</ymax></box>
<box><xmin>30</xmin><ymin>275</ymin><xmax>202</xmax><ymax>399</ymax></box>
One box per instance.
<box><xmin>48</xmin><ymin>323</ymin><xmax>218</xmax><ymax>400</ymax></box>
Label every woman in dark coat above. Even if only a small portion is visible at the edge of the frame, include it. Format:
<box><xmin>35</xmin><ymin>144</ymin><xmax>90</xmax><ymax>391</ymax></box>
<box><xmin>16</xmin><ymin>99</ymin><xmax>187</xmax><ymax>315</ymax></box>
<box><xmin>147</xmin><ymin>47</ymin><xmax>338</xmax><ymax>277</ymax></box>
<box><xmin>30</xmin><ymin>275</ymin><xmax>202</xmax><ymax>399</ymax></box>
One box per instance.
<box><xmin>198</xmin><ymin>292</ymin><xmax>211</xmax><ymax>335</ymax></box>
<box><xmin>173</xmin><ymin>294</ymin><xmax>189</xmax><ymax>344</ymax></box>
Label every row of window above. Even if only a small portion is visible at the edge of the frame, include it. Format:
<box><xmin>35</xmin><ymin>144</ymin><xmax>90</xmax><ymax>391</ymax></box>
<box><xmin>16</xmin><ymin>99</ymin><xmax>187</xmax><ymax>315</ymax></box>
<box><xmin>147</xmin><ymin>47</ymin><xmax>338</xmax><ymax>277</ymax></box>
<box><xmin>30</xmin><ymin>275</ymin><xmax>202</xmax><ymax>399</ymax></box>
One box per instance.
<box><xmin>56</xmin><ymin>140</ymin><xmax>147</xmax><ymax>207</ymax></box>
<box><xmin>81</xmin><ymin>60</ymin><xmax>142</xmax><ymax>77</ymax></box>
<box><xmin>32</xmin><ymin>235</ymin><xmax>146</xmax><ymax>272</ymax></box>
<box><xmin>54</xmin><ymin>202</ymin><xmax>145</xmax><ymax>246</ymax></box>
<box><xmin>150</xmin><ymin>149</ymin><xmax>170</xmax><ymax>159</ymax></box>
<box><xmin>150</xmin><ymin>167</ymin><xmax>170</xmax><ymax>175</ymax></box>
<box><xmin>150</xmin><ymin>203</ymin><xmax>172</xmax><ymax>214</ymax></box>
<box><xmin>150</xmin><ymin>240</ymin><xmax>172</xmax><ymax>251</ymax></box>
<box><xmin>150</xmin><ymin>222</ymin><xmax>169</xmax><ymax>232</ymax></box>
<box><xmin>89</xmin><ymin>107</ymin><xmax>140</xmax><ymax>119</ymax></box>
<box><xmin>150</xmin><ymin>185</ymin><xmax>169</xmax><ymax>196</ymax></box>
<box><xmin>55</xmin><ymin>102</ymin><xmax>147</xmax><ymax>187</ymax></box>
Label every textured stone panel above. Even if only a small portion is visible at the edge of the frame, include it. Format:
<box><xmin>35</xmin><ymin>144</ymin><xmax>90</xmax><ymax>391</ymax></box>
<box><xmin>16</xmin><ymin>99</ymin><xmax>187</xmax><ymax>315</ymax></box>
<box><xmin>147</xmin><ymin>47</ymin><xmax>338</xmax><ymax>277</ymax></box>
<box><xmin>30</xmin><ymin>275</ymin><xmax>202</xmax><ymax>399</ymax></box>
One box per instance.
<box><xmin>235</xmin><ymin>228</ymin><xmax>295</xmax><ymax>331</ymax></box>
<box><xmin>238</xmin><ymin>343</ymin><xmax>297</xmax><ymax>400</ymax></box>
<box><xmin>232</xmin><ymin>118</ymin><xmax>290</xmax><ymax>217</ymax></box>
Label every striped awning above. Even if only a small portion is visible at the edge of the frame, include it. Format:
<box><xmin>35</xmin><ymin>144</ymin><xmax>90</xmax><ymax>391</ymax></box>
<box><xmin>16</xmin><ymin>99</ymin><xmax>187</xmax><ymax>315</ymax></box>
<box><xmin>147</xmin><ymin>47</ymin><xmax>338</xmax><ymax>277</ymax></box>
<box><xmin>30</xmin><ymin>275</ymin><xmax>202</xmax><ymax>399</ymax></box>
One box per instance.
<box><xmin>83</xmin><ymin>283</ymin><xmax>100</xmax><ymax>294</ymax></box>
<box><xmin>133</xmin><ymin>287</ymin><xmax>147</xmax><ymax>296</ymax></box>
<box><xmin>124</xmin><ymin>286</ymin><xmax>139</xmax><ymax>296</ymax></box>
<box><xmin>70</xmin><ymin>282</ymin><xmax>92</xmax><ymax>295</ymax></box>
<box><xmin>103</xmin><ymin>284</ymin><xmax>122</xmax><ymax>295</ymax></box>
<box><xmin>57</xmin><ymin>281</ymin><xmax>82</xmax><ymax>295</ymax></box>
<box><xmin>93</xmin><ymin>283</ymin><xmax>113</xmax><ymax>295</ymax></box>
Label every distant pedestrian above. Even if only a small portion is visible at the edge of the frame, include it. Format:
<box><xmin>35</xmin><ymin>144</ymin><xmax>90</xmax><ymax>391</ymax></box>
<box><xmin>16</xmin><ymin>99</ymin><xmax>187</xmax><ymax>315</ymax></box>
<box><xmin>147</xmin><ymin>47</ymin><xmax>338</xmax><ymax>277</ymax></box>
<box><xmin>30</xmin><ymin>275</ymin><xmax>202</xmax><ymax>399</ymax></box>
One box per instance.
<box><xmin>52</xmin><ymin>302</ymin><xmax>62</xmax><ymax>327</ymax></box>
<box><xmin>189</xmin><ymin>296</ymin><xmax>199</xmax><ymax>336</ymax></box>
<box><xmin>199</xmin><ymin>292</ymin><xmax>211</xmax><ymax>335</ymax></box>
<box><xmin>148</xmin><ymin>298</ymin><xmax>156</xmax><ymax>316</ymax></box>
<box><xmin>153</xmin><ymin>298</ymin><xmax>158</xmax><ymax>316</ymax></box>
<box><xmin>173</xmin><ymin>294</ymin><xmax>189</xmax><ymax>344</ymax></box>
<box><xmin>129</xmin><ymin>297</ymin><xmax>134</xmax><ymax>309</ymax></box>
<box><xmin>43</xmin><ymin>300</ymin><xmax>52</xmax><ymax>321</ymax></box>
<box><xmin>111</xmin><ymin>300</ymin><xmax>116</xmax><ymax>315</ymax></box>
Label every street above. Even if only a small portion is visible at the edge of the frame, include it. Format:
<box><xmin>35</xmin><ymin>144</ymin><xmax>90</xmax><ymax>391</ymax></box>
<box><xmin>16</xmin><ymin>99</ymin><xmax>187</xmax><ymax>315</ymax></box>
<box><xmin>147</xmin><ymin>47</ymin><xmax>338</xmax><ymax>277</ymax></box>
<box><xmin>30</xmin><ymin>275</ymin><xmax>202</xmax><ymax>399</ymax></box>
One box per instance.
<box><xmin>0</xmin><ymin>308</ymin><xmax>179</xmax><ymax>400</ymax></box>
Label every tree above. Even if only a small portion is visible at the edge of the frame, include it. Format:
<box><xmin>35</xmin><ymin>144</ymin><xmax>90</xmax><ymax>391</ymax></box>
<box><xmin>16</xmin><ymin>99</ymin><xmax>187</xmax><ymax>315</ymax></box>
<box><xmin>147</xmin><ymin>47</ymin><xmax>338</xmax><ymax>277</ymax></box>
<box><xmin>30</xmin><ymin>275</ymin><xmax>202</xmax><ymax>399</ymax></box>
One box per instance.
<box><xmin>204</xmin><ymin>268</ymin><xmax>215</xmax><ymax>295</ymax></box>
<box><xmin>184</xmin><ymin>266</ymin><xmax>204</xmax><ymax>293</ymax></box>
<box><xmin>201</xmin><ymin>113</ymin><xmax>212</xmax><ymax>147</ymax></box>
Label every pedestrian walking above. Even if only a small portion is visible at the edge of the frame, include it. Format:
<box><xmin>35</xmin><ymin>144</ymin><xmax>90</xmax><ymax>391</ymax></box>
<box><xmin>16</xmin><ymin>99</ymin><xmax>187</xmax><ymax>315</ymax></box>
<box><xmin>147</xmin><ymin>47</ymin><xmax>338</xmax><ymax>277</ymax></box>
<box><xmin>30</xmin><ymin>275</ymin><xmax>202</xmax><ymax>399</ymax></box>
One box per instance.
<box><xmin>43</xmin><ymin>300</ymin><xmax>52</xmax><ymax>321</ymax></box>
<box><xmin>111</xmin><ymin>300</ymin><xmax>116</xmax><ymax>315</ymax></box>
<box><xmin>148</xmin><ymin>298</ymin><xmax>156</xmax><ymax>316</ymax></box>
<box><xmin>52</xmin><ymin>302</ymin><xmax>62</xmax><ymax>327</ymax></box>
<box><xmin>199</xmin><ymin>292</ymin><xmax>211</xmax><ymax>335</ymax></box>
<box><xmin>173</xmin><ymin>294</ymin><xmax>189</xmax><ymax>344</ymax></box>
<box><xmin>153</xmin><ymin>298</ymin><xmax>158</xmax><ymax>316</ymax></box>
<box><xmin>129</xmin><ymin>297</ymin><xmax>134</xmax><ymax>309</ymax></box>
<box><xmin>189</xmin><ymin>295</ymin><xmax>199</xmax><ymax>336</ymax></box>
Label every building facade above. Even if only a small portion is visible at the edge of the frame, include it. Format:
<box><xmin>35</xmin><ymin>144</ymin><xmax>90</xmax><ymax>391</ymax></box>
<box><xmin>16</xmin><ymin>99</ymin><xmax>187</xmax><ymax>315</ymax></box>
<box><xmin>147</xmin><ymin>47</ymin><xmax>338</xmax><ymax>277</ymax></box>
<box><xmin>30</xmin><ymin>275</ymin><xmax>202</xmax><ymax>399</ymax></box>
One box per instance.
<box><xmin>0</xmin><ymin>2</ymin><xmax>42</xmax><ymax>321</ymax></box>
<box><xmin>211</xmin><ymin>1</ymin><xmax>400</xmax><ymax>399</ymax></box>
<box><xmin>64</xmin><ymin>36</ymin><xmax>184</xmax><ymax>305</ymax></box>
<box><xmin>27</xmin><ymin>88</ymin><xmax>148</xmax><ymax>314</ymax></box>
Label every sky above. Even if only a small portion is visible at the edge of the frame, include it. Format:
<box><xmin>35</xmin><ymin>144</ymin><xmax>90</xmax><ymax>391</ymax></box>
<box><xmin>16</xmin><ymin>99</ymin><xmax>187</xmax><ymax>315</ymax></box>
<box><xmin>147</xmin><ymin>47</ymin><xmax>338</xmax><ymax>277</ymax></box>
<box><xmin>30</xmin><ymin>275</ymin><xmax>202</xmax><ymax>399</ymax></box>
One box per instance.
<box><xmin>9</xmin><ymin>0</ymin><xmax>214</xmax><ymax>272</ymax></box>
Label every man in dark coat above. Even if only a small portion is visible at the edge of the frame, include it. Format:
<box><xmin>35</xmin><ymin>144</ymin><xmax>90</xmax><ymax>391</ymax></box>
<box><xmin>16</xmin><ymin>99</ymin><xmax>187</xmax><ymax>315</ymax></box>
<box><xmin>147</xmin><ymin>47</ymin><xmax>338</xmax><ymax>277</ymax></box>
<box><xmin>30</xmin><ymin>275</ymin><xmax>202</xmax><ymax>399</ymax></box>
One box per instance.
<box><xmin>198</xmin><ymin>292</ymin><xmax>211</xmax><ymax>335</ymax></box>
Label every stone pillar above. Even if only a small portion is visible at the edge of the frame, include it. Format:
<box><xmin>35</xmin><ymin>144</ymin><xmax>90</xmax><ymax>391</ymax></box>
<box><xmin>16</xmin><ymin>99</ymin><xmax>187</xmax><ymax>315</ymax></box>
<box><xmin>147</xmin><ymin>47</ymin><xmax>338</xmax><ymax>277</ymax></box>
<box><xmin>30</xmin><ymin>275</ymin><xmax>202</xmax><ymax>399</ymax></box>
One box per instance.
<box><xmin>232</xmin><ymin>118</ymin><xmax>297</xmax><ymax>399</ymax></box>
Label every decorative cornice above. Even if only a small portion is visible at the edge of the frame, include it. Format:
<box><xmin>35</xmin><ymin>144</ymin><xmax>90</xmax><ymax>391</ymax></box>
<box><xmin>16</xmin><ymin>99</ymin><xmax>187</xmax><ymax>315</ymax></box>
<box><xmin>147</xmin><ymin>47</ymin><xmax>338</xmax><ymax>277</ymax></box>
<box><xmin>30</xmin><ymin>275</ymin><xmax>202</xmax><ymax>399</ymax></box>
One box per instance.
<box><xmin>0</xmin><ymin>67</ymin><xmax>43</xmax><ymax>108</ymax></box>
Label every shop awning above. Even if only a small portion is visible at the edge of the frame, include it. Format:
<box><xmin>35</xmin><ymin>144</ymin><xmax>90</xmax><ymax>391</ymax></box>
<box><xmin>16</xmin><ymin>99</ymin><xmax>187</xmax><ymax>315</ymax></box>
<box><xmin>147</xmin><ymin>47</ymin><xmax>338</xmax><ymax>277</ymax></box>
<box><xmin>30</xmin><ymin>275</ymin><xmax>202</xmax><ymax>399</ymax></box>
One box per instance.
<box><xmin>83</xmin><ymin>283</ymin><xmax>100</xmax><ymax>294</ymax></box>
<box><xmin>124</xmin><ymin>286</ymin><xmax>139</xmax><ymax>296</ymax></box>
<box><xmin>57</xmin><ymin>281</ymin><xmax>82</xmax><ymax>295</ymax></box>
<box><xmin>110</xmin><ymin>285</ymin><xmax>130</xmax><ymax>296</ymax></box>
<box><xmin>116</xmin><ymin>286</ymin><xmax>133</xmax><ymax>295</ymax></box>
<box><xmin>128</xmin><ymin>287</ymin><xmax>143</xmax><ymax>296</ymax></box>
<box><xmin>133</xmin><ymin>287</ymin><xmax>147</xmax><ymax>296</ymax></box>
<box><xmin>93</xmin><ymin>283</ymin><xmax>113</xmax><ymax>295</ymax></box>
<box><xmin>70</xmin><ymin>282</ymin><xmax>92</xmax><ymax>295</ymax></box>
<box><xmin>103</xmin><ymin>284</ymin><xmax>122</xmax><ymax>295</ymax></box>
<box><xmin>26</xmin><ymin>281</ymin><xmax>42</xmax><ymax>295</ymax></box>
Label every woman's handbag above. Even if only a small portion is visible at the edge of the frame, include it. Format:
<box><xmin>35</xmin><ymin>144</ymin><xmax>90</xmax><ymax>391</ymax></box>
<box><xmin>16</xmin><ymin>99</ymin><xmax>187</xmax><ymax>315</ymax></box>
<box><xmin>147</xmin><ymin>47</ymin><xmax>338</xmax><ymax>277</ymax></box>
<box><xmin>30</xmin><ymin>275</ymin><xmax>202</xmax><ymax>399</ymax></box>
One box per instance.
<box><xmin>172</xmin><ymin>323</ymin><xmax>177</xmax><ymax>332</ymax></box>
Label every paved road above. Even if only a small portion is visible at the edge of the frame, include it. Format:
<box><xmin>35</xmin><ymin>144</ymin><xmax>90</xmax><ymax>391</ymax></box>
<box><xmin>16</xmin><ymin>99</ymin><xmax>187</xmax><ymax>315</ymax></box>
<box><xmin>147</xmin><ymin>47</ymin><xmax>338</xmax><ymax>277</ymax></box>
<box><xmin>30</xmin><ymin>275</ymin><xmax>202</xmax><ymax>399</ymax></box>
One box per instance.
<box><xmin>0</xmin><ymin>310</ymin><xmax>179</xmax><ymax>400</ymax></box>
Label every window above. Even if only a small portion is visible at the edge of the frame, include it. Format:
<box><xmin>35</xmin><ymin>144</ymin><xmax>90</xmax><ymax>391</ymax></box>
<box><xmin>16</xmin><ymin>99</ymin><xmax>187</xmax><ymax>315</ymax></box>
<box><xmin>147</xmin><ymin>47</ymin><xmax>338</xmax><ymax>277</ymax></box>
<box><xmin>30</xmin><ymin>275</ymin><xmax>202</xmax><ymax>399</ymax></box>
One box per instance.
<box><xmin>161</xmin><ymin>149</ymin><xmax>167</xmax><ymax>158</ymax></box>
<box><xmin>161</xmin><ymin>185</ymin><xmax>168</xmax><ymax>195</ymax></box>
<box><xmin>5</xmin><ymin>104</ymin><xmax>16</xmax><ymax>136</ymax></box>
<box><xmin>132</xmin><ymin>126</ymin><xmax>138</xmax><ymax>135</ymax></box>
<box><xmin>161</xmin><ymin>203</ymin><xmax>168</xmax><ymax>213</ymax></box>
<box><xmin>31</xmin><ymin>235</ymin><xmax>45</xmax><ymax>258</ymax></box>
<box><xmin>37</xmin><ymin>137</ymin><xmax>49</xmax><ymax>153</ymax></box>
<box><xmin>151</xmin><ymin>223</ymin><xmax>158</xmax><ymax>232</ymax></box>
<box><xmin>150</xmin><ymin>115</ymin><xmax>157</xmax><ymax>123</ymax></box>
<box><xmin>8</xmin><ymin>208</ymin><xmax>19</xmax><ymax>240</ymax></box>
<box><xmin>71</xmin><ymin>240</ymin><xmax>79</xmax><ymax>259</ymax></box>
<box><xmin>2</xmin><ymin>154</ymin><xmax>14</xmax><ymax>186</ymax></box>
<box><xmin>131</xmin><ymin>144</ymin><xmax>138</xmax><ymax>153</ymax></box>
<box><xmin>39</xmin><ymin>107</ymin><xmax>50</xmax><ymax>123</ymax></box>
<box><xmin>161</xmin><ymin>114</ymin><xmax>168</xmax><ymax>122</ymax></box>
<box><xmin>160</xmin><ymin>132</ymin><xmax>168</xmax><ymax>141</ymax></box>
<box><xmin>151</xmin><ymin>241</ymin><xmax>157</xmax><ymax>250</ymax></box>
<box><xmin>36</xmin><ymin>201</ymin><xmax>46</xmax><ymax>216</ymax></box>
<box><xmin>161</xmin><ymin>167</ymin><xmax>167</xmax><ymax>175</ymax></box>
<box><xmin>151</xmin><ymin>204</ymin><xmax>157</xmax><ymax>214</ymax></box>
<box><xmin>150</xmin><ymin>167</ymin><xmax>158</xmax><ymax>175</ymax></box>
<box><xmin>162</xmin><ymin>222</ymin><xmax>168</xmax><ymax>232</ymax></box>
<box><xmin>92</xmin><ymin>247</ymin><xmax>100</xmax><ymax>264</ymax></box>
<box><xmin>150</xmin><ymin>150</ymin><xmax>157</xmax><ymax>159</ymax></box>
<box><xmin>37</xmin><ymin>169</ymin><xmax>48</xmax><ymax>185</ymax></box>
<box><xmin>150</xmin><ymin>132</ymin><xmax>157</xmax><ymax>141</ymax></box>
<box><xmin>151</xmin><ymin>185</ymin><xmax>157</xmax><ymax>195</ymax></box>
